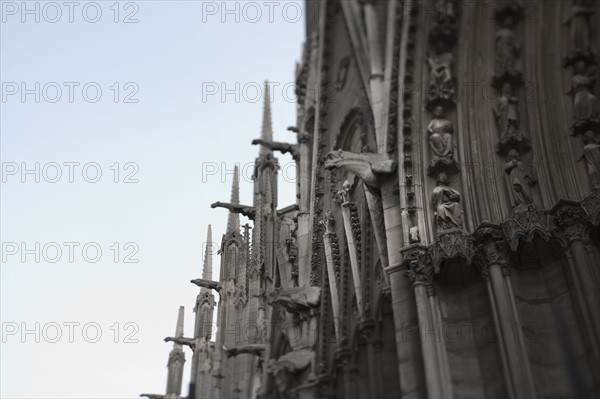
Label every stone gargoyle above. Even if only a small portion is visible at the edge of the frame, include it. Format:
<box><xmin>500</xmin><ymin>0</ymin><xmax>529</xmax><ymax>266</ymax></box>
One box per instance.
<box><xmin>211</xmin><ymin>201</ymin><xmax>256</xmax><ymax>220</ymax></box>
<box><xmin>223</xmin><ymin>344</ymin><xmax>267</xmax><ymax>358</ymax></box>
<box><xmin>164</xmin><ymin>336</ymin><xmax>196</xmax><ymax>350</ymax></box>
<box><xmin>252</xmin><ymin>139</ymin><xmax>299</xmax><ymax>160</ymax></box>
<box><xmin>190</xmin><ymin>278</ymin><xmax>222</xmax><ymax>293</ymax></box>
<box><xmin>324</xmin><ymin>149</ymin><xmax>397</xmax><ymax>190</ymax></box>
<box><xmin>266</xmin><ymin>286</ymin><xmax>320</xmax><ymax>318</ymax></box>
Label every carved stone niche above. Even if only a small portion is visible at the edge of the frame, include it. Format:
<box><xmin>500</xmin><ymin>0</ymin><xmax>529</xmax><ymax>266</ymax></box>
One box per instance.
<box><xmin>581</xmin><ymin>187</ymin><xmax>600</xmax><ymax>226</ymax></box>
<box><xmin>502</xmin><ymin>204</ymin><xmax>553</xmax><ymax>252</ymax></box>
<box><xmin>492</xmin><ymin>4</ymin><xmax>525</xmax><ymax>89</ymax></box>
<box><xmin>563</xmin><ymin>55</ymin><xmax>599</xmax><ymax>136</ymax></box>
<box><xmin>430</xmin><ymin>229</ymin><xmax>475</xmax><ymax>279</ymax></box>
<box><xmin>267</xmin><ymin>349</ymin><xmax>317</xmax><ymax>399</ymax></box>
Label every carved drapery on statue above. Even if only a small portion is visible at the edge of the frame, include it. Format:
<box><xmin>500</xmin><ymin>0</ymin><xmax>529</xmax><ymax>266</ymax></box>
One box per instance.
<box><xmin>431</xmin><ymin>172</ymin><xmax>464</xmax><ymax>233</ymax></box>
<box><xmin>427</xmin><ymin>106</ymin><xmax>460</xmax><ymax>175</ymax></box>
<box><xmin>493</xmin><ymin>5</ymin><xmax>524</xmax><ymax>88</ymax></box>
<box><xmin>581</xmin><ymin>131</ymin><xmax>600</xmax><ymax>187</ymax></box>
<box><xmin>493</xmin><ymin>82</ymin><xmax>530</xmax><ymax>153</ymax></box>
<box><xmin>570</xmin><ymin>61</ymin><xmax>599</xmax><ymax>135</ymax></box>
<box><xmin>504</xmin><ymin>149</ymin><xmax>538</xmax><ymax>209</ymax></box>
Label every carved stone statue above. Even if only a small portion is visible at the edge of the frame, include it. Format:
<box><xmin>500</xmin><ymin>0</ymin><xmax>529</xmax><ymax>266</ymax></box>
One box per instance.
<box><xmin>504</xmin><ymin>149</ymin><xmax>537</xmax><ymax>209</ymax></box>
<box><xmin>571</xmin><ymin>61</ymin><xmax>599</xmax><ymax>134</ymax></box>
<box><xmin>493</xmin><ymin>82</ymin><xmax>529</xmax><ymax>152</ymax></box>
<box><xmin>495</xmin><ymin>17</ymin><xmax>521</xmax><ymax>82</ymax></box>
<box><xmin>431</xmin><ymin>171</ymin><xmax>463</xmax><ymax>232</ymax></box>
<box><xmin>580</xmin><ymin>131</ymin><xmax>600</xmax><ymax>187</ymax></box>
<box><xmin>266</xmin><ymin>349</ymin><xmax>316</xmax><ymax>398</ymax></box>
<box><xmin>427</xmin><ymin>106</ymin><xmax>459</xmax><ymax>175</ymax></box>
<box><xmin>252</xmin><ymin>139</ymin><xmax>299</xmax><ymax>160</ymax></box>
<box><xmin>409</xmin><ymin>225</ymin><xmax>420</xmax><ymax>243</ymax></box>
<box><xmin>211</xmin><ymin>201</ymin><xmax>256</xmax><ymax>220</ymax></box>
<box><xmin>565</xmin><ymin>0</ymin><xmax>594</xmax><ymax>51</ymax></box>
<box><xmin>427</xmin><ymin>51</ymin><xmax>455</xmax><ymax>103</ymax></box>
<box><xmin>223</xmin><ymin>344</ymin><xmax>267</xmax><ymax>358</ymax></box>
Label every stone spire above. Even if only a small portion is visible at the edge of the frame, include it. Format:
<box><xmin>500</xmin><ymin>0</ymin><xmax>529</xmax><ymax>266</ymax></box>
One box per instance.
<box><xmin>166</xmin><ymin>306</ymin><xmax>185</xmax><ymax>397</ymax></box>
<box><xmin>173</xmin><ymin>306</ymin><xmax>185</xmax><ymax>347</ymax></box>
<box><xmin>226</xmin><ymin>166</ymin><xmax>240</xmax><ymax>234</ymax></box>
<box><xmin>260</xmin><ymin>80</ymin><xmax>273</xmax><ymax>156</ymax></box>
<box><xmin>202</xmin><ymin>225</ymin><xmax>213</xmax><ymax>281</ymax></box>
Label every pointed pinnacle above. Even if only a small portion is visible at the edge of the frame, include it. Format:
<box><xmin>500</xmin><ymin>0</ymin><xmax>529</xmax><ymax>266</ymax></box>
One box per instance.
<box><xmin>260</xmin><ymin>80</ymin><xmax>273</xmax><ymax>155</ymax></box>
<box><xmin>226</xmin><ymin>166</ymin><xmax>240</xmax><ymax>234</ymax></box>
<box><xmin>175</xmin><ymin>306</ymin><xmax>184</xmax><ymax>339</ymax></box>
<box><xmin>202</xmin><ymin>225</ymin><xmax>213</xmax><ymax>281</ymax></box>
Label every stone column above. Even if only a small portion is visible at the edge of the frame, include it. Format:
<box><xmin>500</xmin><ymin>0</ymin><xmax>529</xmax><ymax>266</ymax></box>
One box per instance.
<box><xmin>475</xmin><ymin>224</ymin><xmax>536</xmax><ymax>399</ymax></box>
<box><xmin>402</xmin><ymin>245</ymin><xmax>446</xmax><ymax>399</ymax></box>
<box><xmin>552</xmin><ymin>202</ymin><xmax>600</xmax><ymax>360</ymax></box>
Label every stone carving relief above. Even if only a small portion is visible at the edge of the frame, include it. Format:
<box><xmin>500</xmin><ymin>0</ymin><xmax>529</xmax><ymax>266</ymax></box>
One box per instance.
<box><xmin>565</xmin><ymin>0</ymin><xmax>594</xmax><ymax>53</ymax></box>
<box><xmin>431</xmin><ymin>171</ymin><xmax>464</xmax><ymax>233</ymax></box>
<box><xmin>493</xmin><ymin>82</ymin><xmax>530</xmax><ymax>153</ymax></box>
<box><xmin>580</xmin><ymin>131</ymin><xmax>600</xmax><ymax>187</ymax></box>
<box><xmin>427</xmin><ymin>105</ymin><xmax>460</xmax><ymax>175</ymax></box>
<box><xmin>504</xmin><ymin>149</ymin><xmax>537</xmax><ymax>210</ymax></box>
<box><xmin>266</xmin><ymin>349</ymin><xmax>316</xmax><ymax>399</ymax></box>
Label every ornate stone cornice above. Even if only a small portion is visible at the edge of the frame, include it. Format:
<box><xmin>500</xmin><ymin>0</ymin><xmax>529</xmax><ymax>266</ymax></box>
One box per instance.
<box><xmin>430</xmin><ymin>229</ymin><xmax>474</xmax><ymax>273</ymax></box>
<box><xmin>502</xmin><ymin>205</ymin><xmax>552</xmax><ymax>251</ymax></box>
<box><xmin>549</xmin><ymin>200</ymin><xmax>591</xmax><ymax>245</ymax></box>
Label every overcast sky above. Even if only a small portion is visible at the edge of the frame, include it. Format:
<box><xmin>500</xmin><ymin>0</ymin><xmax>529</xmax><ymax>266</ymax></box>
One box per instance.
<box><xmin>1</xmin><ymin>1</ymin><xmax>304</xmax><ymax>397</ymax></box>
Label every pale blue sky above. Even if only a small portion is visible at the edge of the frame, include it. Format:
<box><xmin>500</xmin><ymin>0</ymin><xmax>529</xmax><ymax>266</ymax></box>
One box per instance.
<box><xmin>1</xmin><ymin>1</ymin><xmax>303</xmax><ymax>397</ymax></box>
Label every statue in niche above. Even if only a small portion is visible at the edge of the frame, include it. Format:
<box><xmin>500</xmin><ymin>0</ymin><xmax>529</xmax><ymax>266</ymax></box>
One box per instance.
<box><xmin>571</xmin><ymin>60</ymin><xmax>599</xmax><ymax>134</ymax></box>
<box><xmin>409</xmin><ymin>225</ymin><xmax>420</xmax><ymax>243</ymax></box>
<box><xmin>435</xmin><ymin>0</ymin><xmax>457</xmax><ymax>19</ymax></box>
<box><xmin>580</xmin><ymin>131</ymin><xmax>600</xmax><ymax>187</ymax></box>
<box><xmin>493</xmin><ymin>82</ymin><xmax>530</xmax><ymax>151</ymax></box>
<box><xmin>427</xmin><ymin>105</ymin><xmax>459</xmax><ymax>175</ymax></box>
<box><xmin>495</xmin><ymin>15</ymin><xmax>521</xmax><ymax>84</ymax></box>
<box><xmin>426</xmin><ymin>43</ymin><xmax>455</xmax><ymax>104</ymax></box>
<box><xmin>564</xmin><ymin>0</ymin><xmax>594</xmax><ymax>52</ymax></box>
<box><xmin>431</xmin><ymin>171</ymin><xmax>464</xmax><ymax>232</ymax></box>
<box><xmin>504</xmin><ymin>149</ymin><xmax>537</xmax><ymax>209</ymax></box>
